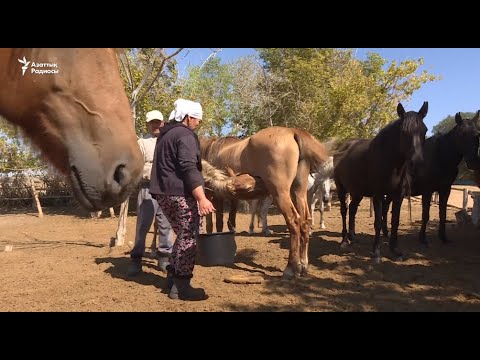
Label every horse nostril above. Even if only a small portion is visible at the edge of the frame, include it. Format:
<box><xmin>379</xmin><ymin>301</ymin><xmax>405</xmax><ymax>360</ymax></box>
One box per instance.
<box><xmin>113</xmin><ymin>164</ymin><xmax>127</xmax><ymax>185</ymax></box>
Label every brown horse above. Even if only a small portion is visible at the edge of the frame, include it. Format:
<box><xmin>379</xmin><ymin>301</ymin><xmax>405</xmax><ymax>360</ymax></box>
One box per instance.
<box><xmin>0</xmin><ymin>48</ymin><xmax>143</xmax><ymax>210</ymax></box>
<box><xmin>150</xmin><ymin>159</ymin><xmax>268</xmax><ymax>255</ymax></box>
<box><xmin>200</xmin><ymin>127</ymin><xmax>329</xmax><ymax>278</ymax></box>
<box><xmin>201</xmin><ymin>136</ymin><xmax>243</xmax><ymax>233</ymax></box>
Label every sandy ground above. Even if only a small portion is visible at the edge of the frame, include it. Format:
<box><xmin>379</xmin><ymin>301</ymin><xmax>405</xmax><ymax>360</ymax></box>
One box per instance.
<box><xmin>1</xmin><ymin>193</ymin><xmax>480</xmax><ymax>312</ymax></box>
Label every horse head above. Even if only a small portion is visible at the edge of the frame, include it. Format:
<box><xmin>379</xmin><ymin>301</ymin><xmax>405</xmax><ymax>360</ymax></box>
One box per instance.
<box><xmin>452</xmin><ymin>111</ymin><xmax>480</xmax><ymax>171</ymax></box>
<box><xmin>397</xmin><ymin>101</ymin><xmax>428</xmax><ymax>168</ymax></box>
<box><xmin>0</xmin><ymin>49</ymin><xmax>143</xmax><ymax>211</ymax></box>
<box><xmin>225</xmin><ymin>166</ymin><xmax>268</xmax><ymax>199</ymax></box>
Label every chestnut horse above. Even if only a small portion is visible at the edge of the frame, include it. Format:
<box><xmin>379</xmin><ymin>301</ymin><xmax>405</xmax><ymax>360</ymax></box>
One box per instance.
<box><xmin>200</xmin><ymin>127</ymin><xmax>330</xmax><ymax>278</ymax></box>
<box><xmin>0</xmin><ymin>48</ymin><xmax>143</xmax><ymax>210</ymax></box>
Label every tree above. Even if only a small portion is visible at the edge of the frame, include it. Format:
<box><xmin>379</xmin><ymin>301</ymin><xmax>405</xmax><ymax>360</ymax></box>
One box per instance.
<box><xmin>254</xmin><ymin>48</ymin><xmax>439</xmax><ymax>140</ymax></box>
<box><xmin>113</xmin><ymin>48</ymin><xmax>183</xmax><ymax>246</ymax></box>
<box><xmin>0</xmin><ymin>117</ymin><xmax>43</xmax><ymax>171</ymax></box>
<box><xmin>179</xmin><ymin>57</ymin><xmax>233</xmax><ymax>137</ymax></box>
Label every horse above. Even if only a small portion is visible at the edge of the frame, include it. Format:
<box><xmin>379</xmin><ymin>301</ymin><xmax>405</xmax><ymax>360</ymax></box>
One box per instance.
<box><xmin>201</xmin><ymin>137</ymin><xmax>243</xmax><ymax>233</ymax></box>
<box><xmin>200</xmin><ymin>127</ymin><xmax>330</xmax><ymax>278</ymax></box>
<box><xmin>248</xmin><ymin>156</ymin><xmax>334</xmax><ymax>234</ymax></box>
<box><xmin>0</xmin><ymin>49</ymin><xmax>143</xmax><ymax>210</ymax></box>
<box><xmin>383</xmin><ymin>111</ymin><xmax>480</xmax><ymax>245</ymax></box>
<box><xmin>309</xmin><ymin>177</ymin><xmax>333</xmax><ymax>230</ymax></box>
<box><xmin>150</xmin><ymin>159</ymin><xmax>269</xmax><ymax>253</ymax></box>
<box><xmin>333</xmin><ymin>102</ymin><xmax>428</xmax><ymax>263</ymax></box>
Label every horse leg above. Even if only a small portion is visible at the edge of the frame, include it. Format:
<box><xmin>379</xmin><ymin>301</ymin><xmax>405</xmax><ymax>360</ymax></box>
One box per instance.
<box><xmin>227</xmin><ymin>199</ymin><xmax>238</xmax><ymax>232</ymax></box>
<box><xmin>348</xmin><ymin>195</ymin><xmax>363</xmax><ymax>244</ymax></box>
<box><xmin>438</xmin><ymin>188</ymin><xmax>452</xmax><ymax>244</ymax></box>
<box><xmin>214</xmin><ymin>198</ymin><xmax>224</xmax><ymax>233</ymax></box>
<box><xmin>371</xmin><ymin>195</ymin><xmax>384</xmax><ymax>264</ymax></box>
<box><xmin>337</xmin><ymin>183</ymin><xmax>349</xmax><ymax>249</ymax></box>
<box><xmin>382</xmin><ymin>195</ymin><xmax>391</xmax><ymax>238</ymax></box>
<box><xmin>389</xmin><ymin>194</ymin><xmax>405</xmax><ymax>260</ymax></box>
<box><xmin>205</xmin><ymin>194</ymin><xmax>214</xmax><ymax>234</ymax></box>
<box><xmin>310</xmin><ymin>188</ymin><xmax>318</xmax><ymax>229</ymax></box>
<box><xmin>248</xmin><ymin>199</ymin><xmax>258</xmax><ymax>234</ymax></box>
<box><xmin>261</xmin><ymin>196</ymin><xmax>272</xmax><ymax>235</ymax></box>
<box><xmin>320</xmin><ymin>191</ymin><xmax>326</xmax><ymax>230</ymax></box>
<box><xmin>419</xmin><ymin>192</ymin><xmax>432</xmax><ymax>246</ymax></box>
<box><xmin>272</xmin><ymin>189</ymin><xmax>302</xmax><ymax>279</ymax></box>
<box><xmin>292</xmin><ymin>161</ymin><xmax>312</xmax><ymax>276</ymax></box>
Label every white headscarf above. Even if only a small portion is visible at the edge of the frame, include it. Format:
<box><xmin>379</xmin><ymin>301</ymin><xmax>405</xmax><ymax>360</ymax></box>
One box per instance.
<box><xmin>169</xmin><ymin>99</ymin><xmax>203</xmax><ymax>122</ymax></box>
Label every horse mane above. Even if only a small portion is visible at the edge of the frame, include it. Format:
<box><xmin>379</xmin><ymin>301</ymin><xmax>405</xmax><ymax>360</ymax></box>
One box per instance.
<box><xmin>200</xmin><ymin>136</ymin><xmax>242</xmax><ymax>162</ymax></box>
<box><xmin>201</xmin><ymin>159</ymin><xmax>231</xmax><ymax>195</ymax></box>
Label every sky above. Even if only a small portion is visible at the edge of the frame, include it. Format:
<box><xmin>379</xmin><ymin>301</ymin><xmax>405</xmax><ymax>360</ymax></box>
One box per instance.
<box><xmin>175</xmin><ymin>48</ymin><xmax>480</xmax><ymax>135</ymax></box>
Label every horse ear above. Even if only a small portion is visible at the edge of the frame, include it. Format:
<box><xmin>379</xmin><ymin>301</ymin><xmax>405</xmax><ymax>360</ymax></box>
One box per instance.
<box><xmin>419</xmin><ymin>101</ymin><xmax>428</xmax><ymax>118</ymax></box>
<box><xmin>455</xmin><ymin>112</ymin><xmax>463</xmax><ymax>125</ymax></box>
<box><xmin>397</xmin><ymin>103</ymin><xmax>405</xmax><ymax>117</ymax></box>
<box><xmin>225</xmin><ymin>166</ymin><xmax>235</xmax><ymax>177</ymax></box>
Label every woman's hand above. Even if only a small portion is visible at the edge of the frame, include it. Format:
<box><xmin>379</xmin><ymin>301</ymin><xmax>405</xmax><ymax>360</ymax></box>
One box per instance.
<box><xmin>198</xmin><ymin>197</ymin><xmax>216</xmax><ymax>216</ymax></box>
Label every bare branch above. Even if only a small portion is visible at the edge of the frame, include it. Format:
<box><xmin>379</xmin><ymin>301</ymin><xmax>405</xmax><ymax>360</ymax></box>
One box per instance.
<box><xmin>200</xmin><ymin>48</ymin><xmax>222</xmax><ymax>69</ymax></box>
<box><xmin>118</xmin><ymin>49</ymin><xmax>134</xmax><ymax>91</ymax></box>
<box><xmin>130</xmin><ymin>48</ymin><xmax>164</xmax><ymax>108</ymax></box>
<box><xmin>142</xmin><ymin>48</ymin><xmax>184</xmax><ymax>96</ymax></box>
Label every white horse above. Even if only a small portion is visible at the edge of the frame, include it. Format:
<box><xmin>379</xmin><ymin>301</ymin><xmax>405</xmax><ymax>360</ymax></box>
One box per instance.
<box><xmin>249</xmin><ymin>156</ymin><xmax>334</xmax><ymax>234</ymax></box>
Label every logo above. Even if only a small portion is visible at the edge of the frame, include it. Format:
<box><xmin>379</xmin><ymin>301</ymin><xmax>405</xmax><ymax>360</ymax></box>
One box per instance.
<box><xmin>18</xmin><ymin>56</ymin><xmax>59</xmax><ymax>76</ymax></box>
<box><xmin>18</xmin><ymin>56</ymin><xmax>30</xmax><ymax>76</ymax></box>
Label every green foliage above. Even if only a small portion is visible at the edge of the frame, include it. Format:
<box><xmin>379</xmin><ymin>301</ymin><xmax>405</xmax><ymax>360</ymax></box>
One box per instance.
<box><xmin>0</xmin><ymin>117</ymin><xmax>43</xmax><ymax>171</ymax></box>
<box><xmin>119</xmin><ymin>48</ymin><xmax>180</xmax><ymax>137</ymax></box>
<box><xmin>253</xmin><ymin>48</ymin><xmax>439</xmax><ymax>140</ymax></box>
<box><xmin>178</xmin><ymin>57</ymin><xmax>233</xmax><ymax>137</ymax></box>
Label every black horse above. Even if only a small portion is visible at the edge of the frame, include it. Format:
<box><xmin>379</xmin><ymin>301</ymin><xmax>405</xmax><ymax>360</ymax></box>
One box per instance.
<box><xmin>333</xmin><ymin>102</ymin><xmax>428</xmax><ymax>263</ymax></box>
<box><xmin>383</xmin><ymin>111</ymin><xmax>480</xmax><ymax>245</ymax></box>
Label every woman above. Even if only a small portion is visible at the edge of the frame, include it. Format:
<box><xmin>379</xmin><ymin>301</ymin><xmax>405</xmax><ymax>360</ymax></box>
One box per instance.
<box><xmin>150</xmin><ymin>99</ymin><xmax>215</xmax><ymax>301</ymax></box>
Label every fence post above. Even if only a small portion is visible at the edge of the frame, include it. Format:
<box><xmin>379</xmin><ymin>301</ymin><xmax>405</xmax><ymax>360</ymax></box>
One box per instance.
<box><xmin>463</xmin><ymin>188</ymin><xmax>469</xmax><ymax>210</ymax></box>
<box><xmin>408</xmin><ymin>196</ymin><xmax>412</xmax><ymax>223</ymax></box>
<box><xmin>29</xmin><ymin>176</ymin><xmax>43</xmax><ymax>218</ymax></box>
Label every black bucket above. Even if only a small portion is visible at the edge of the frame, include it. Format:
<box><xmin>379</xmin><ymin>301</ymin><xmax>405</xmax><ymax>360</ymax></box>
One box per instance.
<box><xmin>196</xmin><ymin>232</ymin><xmax>236</xmax><ymax>266</ymax></box>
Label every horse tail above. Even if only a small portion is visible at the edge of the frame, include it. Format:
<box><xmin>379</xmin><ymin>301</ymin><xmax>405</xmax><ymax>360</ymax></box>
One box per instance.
<box><xmin>292</xmin><ymin>129</ymin><xmax>330</xmax><ymax>174</ymax></box>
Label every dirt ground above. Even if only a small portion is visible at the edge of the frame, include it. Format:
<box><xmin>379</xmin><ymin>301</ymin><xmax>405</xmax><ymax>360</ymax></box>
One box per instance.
<box><xmin>1</xmin><ymin>191</ymin><xmax>480</xmax><ymax>312</ymax></box>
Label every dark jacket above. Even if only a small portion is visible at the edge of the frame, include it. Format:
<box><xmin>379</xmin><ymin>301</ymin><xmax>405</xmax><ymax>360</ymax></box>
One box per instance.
<box><xmin>150</xmin><ymin>122</ymin><xmax>204</xmax><ymax>196</ymax></box>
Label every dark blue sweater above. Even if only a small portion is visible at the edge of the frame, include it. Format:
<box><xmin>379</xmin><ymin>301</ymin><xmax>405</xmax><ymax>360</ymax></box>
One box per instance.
<box><xmin>149</xmin><ymin>123</ymin><xmax>204</xmax><ymax>196</ymax></box>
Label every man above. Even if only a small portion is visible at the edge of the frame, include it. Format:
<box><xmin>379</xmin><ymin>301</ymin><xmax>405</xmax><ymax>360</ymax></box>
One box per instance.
<box><xmin>127</xmin><ymin>110</ymin><xmax>174</xmax><ymax>277</ymax></box>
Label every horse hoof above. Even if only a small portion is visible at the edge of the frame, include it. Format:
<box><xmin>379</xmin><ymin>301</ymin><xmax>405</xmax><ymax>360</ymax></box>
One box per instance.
<box><xmin>320</xmin><ymin>224</ymin><xmax>326</xmax><ymax>229</ymax></box>
<box><xmin>300</xmin><ymin>264</ymin><xmax>309</xmax><ymax>277</ymax></box>
<box><xmin>282</xmin><ymin>266</ymin><xmax>299</xmax><ymax>280</ymax></box>
<box><xmin>263</xmin><ymin>229</ymin><xmax>272</xmax><ymax>235</ymax></box>
<box><xmin>372</xmin><ymin>256</ymin><xmax>381</xmax><ymax>264</ymax></box>
<box><xmin>340</xmin><ymin>241</ymin><xmax>350</xmax><ymax>249</ymax></box>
